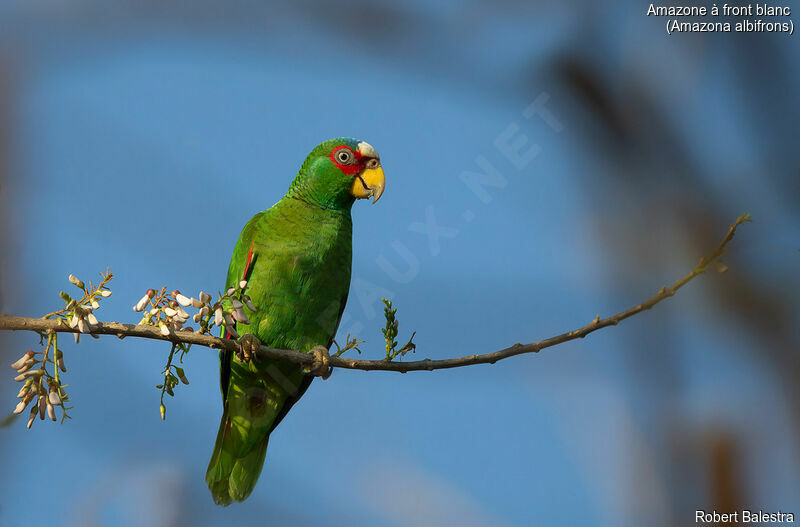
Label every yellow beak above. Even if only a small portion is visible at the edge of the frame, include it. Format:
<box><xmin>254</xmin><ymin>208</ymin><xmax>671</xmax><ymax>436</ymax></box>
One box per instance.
<box><xmin>351</xmin><ymin>166</ymin><xmax>385</xmax><ymax>203</ymax></box>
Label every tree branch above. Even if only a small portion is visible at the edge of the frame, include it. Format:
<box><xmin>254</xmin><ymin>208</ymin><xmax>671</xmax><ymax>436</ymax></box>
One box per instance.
<box><xmin>0</xmin><ymin>215</ymin><xmax>749</xmax><ymax>374</ymax></box>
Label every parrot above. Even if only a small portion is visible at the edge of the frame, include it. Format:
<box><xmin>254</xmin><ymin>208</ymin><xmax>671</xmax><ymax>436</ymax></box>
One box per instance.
<box><xmin>205</xmin><ymin>137</ymin><xmax>385</xmax><ymax>505</ymax></box>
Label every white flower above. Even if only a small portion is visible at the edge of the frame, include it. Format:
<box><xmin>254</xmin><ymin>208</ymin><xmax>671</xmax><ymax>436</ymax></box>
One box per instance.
<box><xmin>214</xmin><ymin>307</ymin><xmax>224</xmax><ymax>327</ymax></box>
<box><xmin>77</xmin><ymin>317</ymin><xmax>89</xmax><ymax>333</ymax></box>
<box><xmin>49</xmin><ymin>389</ymin><xmax>61</xmax><ymax>406</ymax></box>
<box><xmin>91</xmin><ymin>300</ymin><xmax>100</xmax><ymax>309</ymax></box>
<box><xmin>199</xmin><ymin>291</ymin><xmax>212</xmax><ymax>303</ymax></box>
<box><xmin>13</xmin><ymin>396</ymin><xmax>30</xmax><ymax>415</ymax></box>
<box><xmin>47</xmin><ymin>401</ymin><xmax>56</xmax><ymax>421</ymax></box>
<box><xmin>159</xmin><ymin>323</ymin><xmax>170</xmax><ymax>336</ymax></box>
<box><xmin>38</xmin><ymin>397</ymin><xmax>46</xmax><ymax>420</ymax></box>
<box><xmin>164</xmin><ymin>307</ymin><xmax>178</xmax><ymax>318</ymax></box>
<box><xmin>26</xmin><ymin>406</ymin><xmax>36</xmax><ymax>429</ymax></box>
<box><xmin>176</xmin><ymin>306</ymin><xmax>190</xmax><ymax>320</ymax></box>
<box><xmin>134</xmin><ymin>294</ymin><xmax>151</xmax><ymax>312</ymax></box>
<box><xmin>175</xmin><ymin>293</ymin><xmax>192</xmax><ymax>307</ymax></box>
<box><xmin>193</xmin><ymin>313</ymin><xmax>202</xmax><ymax>323</ymax></box>
<box><xmin>243</xmin><ymin>295</ymin><xmax>257</xmax><ymax>312</ymax></box>
<box><xmin>232</xmin><ymin>309</ymin><xmax>250</xmax><ymax>325</ymax></box>
<box><xmin>68</xmin><ymin>315</ymin><xmax>79</xmax><ymax>328</ymax></box>
<box><xmin>87</xmin><ymin>313</ymin><xmax>99</xmax><ymax>326</ymax></box>
<box><xmin>68</xmin><ymin>274</ymin><xmax>84</xmax><ymax>288</ymax></box>
<box><xmin>190</xmin><ymin>297</ymin><xmax>203</xmax><ymax>309</ymax></box>
<box><xmin>10</xmin><ymin>350</ymin><xmax>34</xmax><ymax>370</ymax></box>
<box><xmin>17</xmin><ymin>382</ymin><xmax>31</xmax><ymax>399</ymax></box>
<box><xmin>73</xmin><ymin>333</ymin><xmax>80</xmax><ymax>344</ymax></box>
<box><xmin>239</xmin><ymin>280</ymin><xmax>248</xmax><ymax>289</ymax></box>
<box><xmin>226</xmin><ymin>287</ymin><xmax>236</xmax><ymax>296</ymax></box>
<box><xmin>99</xmin><ymin>289</ymin><xmax>112</xmax><ymax>297</ymax></box>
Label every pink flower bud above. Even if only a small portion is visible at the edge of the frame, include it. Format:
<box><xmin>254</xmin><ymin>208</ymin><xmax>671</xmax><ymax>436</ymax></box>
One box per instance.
<box><xmin>214</xmin><ymin>307</ymin><xmax>224</xmax><ymax>327</ymax></box>
<box><xmin>47</xmin><ymin>402</ymin><xmax>56</xmax><ymax>421</ymax></box>
<box><xmin>38</xmin><ymin>396</ymin><xmax>46</xmax><ymax>420</ymax></box>
<box><xmin>49</xmin><ymin>389</ymin><xmax>61</xmax><ymax>406</ymax></box>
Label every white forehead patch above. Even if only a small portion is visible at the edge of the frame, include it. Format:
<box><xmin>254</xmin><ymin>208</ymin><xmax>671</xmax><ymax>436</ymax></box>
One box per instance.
<box><xmin>357</xmin><ymin>141</ymin><xmax>378</xmax><ymax>159</ymax></box>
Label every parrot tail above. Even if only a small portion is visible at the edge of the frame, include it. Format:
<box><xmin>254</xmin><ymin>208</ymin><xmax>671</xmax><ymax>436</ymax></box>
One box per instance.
<box><xmin>205</xmin><ymin>409</ymin><xmax>269</xmax><ymax>506</ymax></box>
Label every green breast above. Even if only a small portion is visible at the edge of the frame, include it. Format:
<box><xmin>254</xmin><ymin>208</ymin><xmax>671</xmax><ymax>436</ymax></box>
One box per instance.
<box><xmin>227</xmin><ymin>197</ymin><xmax>353</xmax><ymax>353</ymax></box>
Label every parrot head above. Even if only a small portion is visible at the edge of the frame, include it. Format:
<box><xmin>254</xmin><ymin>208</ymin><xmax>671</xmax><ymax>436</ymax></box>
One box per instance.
<box><xmin>288</xmin><ymin>138</ymin><xmax>385</xmax><ymax>209</ymax></box>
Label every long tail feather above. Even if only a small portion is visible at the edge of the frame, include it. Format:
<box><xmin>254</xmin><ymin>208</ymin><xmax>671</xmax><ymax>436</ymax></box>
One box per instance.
<box><xmin>205</xmin><ymin>410</ymin><xmax>269</xmax><ymax>506</ymax></box>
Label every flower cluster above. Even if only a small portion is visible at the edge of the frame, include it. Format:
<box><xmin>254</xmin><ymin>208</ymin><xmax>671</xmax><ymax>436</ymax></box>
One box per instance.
<box><xmin>52</xmin><ymin>271</ymin><xmax>114</xmax><ymax>344</ymax></box>
<box><xmin>132</xmin><ymin>280</ymin><xmax>256</xmax><ymax>420</ymax></box>
<box><xmin>10</xmin><ymin>349</ymin><xmax>66</xmax><ymax>428</ymax></box>
<box><xmin>132</xmin><ymin>280</ymin><xmax>255</xmax><ymax>339</ymax></box>
<box><xmin>8</xmin><ymin>271</ymin><xmax>114</xmax><ymax>427</ymax></box>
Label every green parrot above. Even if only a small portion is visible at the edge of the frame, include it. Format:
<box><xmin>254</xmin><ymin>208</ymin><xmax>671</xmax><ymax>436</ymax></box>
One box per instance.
<box><xmin>205</xmin><ymin>137</ymin><xmax>385</xmax><ymax>505</ymax></box>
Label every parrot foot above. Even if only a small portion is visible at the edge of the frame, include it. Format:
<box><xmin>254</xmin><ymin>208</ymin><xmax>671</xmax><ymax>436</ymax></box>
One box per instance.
<box><xmin>236</xmin><ymin>333</ymin><xmax>261</xmax><ymax>363</ymax></box>
<box><xmin>308</xmin><ymin>345</ymin><xmax>332</xmax><ymax>380</ymax></box>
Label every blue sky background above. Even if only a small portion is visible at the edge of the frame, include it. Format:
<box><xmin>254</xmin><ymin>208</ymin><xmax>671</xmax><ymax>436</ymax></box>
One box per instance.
<box><xmin>0</xmin><ymin>2</ymin><xmax>798</xmax><ymax>526</ymax></box>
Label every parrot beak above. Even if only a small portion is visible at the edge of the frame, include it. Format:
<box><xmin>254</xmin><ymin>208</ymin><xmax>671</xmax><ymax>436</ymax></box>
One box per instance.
<box><xmin>351</xmin><ymin>165</ymin><xmax>385</xmax><ymax>203</ymax></box>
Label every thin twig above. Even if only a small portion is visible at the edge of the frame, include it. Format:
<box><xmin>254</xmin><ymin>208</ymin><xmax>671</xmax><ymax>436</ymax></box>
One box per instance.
<box><xmin>0</xmin><ymin>215</ymin><xmax>750</xmax><ymax>374</ymax></box>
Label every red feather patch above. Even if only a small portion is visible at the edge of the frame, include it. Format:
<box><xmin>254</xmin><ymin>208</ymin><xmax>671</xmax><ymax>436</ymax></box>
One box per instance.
<box><xmin>328</xmin><ymin>145</ymin><xmax>364</xmax><ymax>175</ymax></box>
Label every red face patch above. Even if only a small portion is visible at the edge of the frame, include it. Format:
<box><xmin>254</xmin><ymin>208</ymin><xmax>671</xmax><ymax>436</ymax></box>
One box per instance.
<box><xmin>328</xmin><ymin>145</ymin><xmax>364</xmax><ymax>175</ymax></box>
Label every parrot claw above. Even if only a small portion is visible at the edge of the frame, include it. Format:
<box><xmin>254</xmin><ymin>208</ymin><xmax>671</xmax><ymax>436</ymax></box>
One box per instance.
<box><xmin>308</xmin><ymin>345</ymin><xmax>332</xmax><ymax>379</ymax></box>
<box><xmin>236</xmin><ymin>333</ymin><xmax>261</xmax><ymax>363</ymax></box>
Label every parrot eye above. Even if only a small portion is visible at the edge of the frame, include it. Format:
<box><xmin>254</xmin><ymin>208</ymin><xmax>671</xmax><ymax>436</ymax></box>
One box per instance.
<box><xmin>335</xmin><ymin>149</ymin><xmax>355</xmax><ymax>165</ymax></box>
<box><xmin>365</xmin><ymin>158</ymin><xmax>380</xmax><ymax>170</ymax></box>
